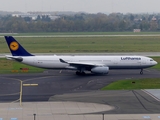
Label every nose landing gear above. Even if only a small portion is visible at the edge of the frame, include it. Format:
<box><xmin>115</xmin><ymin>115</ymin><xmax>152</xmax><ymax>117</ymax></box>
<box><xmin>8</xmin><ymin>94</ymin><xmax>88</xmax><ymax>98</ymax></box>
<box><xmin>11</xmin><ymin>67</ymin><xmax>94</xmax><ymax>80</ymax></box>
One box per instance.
<box><xmin>140</xmin><ymin>69</ymin><xmax>143</xmax><ymax>75</ymax></box>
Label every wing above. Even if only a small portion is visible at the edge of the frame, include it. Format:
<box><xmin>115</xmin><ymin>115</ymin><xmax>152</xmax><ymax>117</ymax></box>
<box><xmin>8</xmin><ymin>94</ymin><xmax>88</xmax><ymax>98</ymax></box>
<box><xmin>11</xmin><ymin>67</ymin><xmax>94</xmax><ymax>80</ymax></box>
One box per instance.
<box><xmin>59</xmin><ymin>58</ymin><xmax>105</xmax><ymax>70</ymax></box>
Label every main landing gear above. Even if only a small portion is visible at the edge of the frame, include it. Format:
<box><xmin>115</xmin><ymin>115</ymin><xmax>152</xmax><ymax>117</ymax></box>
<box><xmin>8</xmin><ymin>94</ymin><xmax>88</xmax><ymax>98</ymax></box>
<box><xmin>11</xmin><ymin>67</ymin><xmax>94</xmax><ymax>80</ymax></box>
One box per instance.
<box><xmin>140</xmin><ymin>69</ymin><xmax>143</xmax><ymax>75</ymax></box>
<box><xmin>76</xmin><ymin>71</ymin><xmax>86</xmax><ymax>75</ymax></box>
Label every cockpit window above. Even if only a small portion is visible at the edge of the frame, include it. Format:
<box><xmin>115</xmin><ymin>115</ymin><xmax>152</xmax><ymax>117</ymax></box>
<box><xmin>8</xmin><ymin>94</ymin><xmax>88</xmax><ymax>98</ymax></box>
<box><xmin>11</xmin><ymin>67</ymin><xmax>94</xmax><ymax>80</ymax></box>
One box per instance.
<box><xmin>150</xmin><ymin>59</ymin><xmax>153</xmax><ymax>61</ymax></box>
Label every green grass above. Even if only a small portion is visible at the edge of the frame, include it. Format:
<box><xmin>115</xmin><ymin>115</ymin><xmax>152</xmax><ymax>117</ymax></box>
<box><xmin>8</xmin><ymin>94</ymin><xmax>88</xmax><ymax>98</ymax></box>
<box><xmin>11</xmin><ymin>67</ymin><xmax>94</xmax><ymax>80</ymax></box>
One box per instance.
<box><xmin>101</xmin><ymin>78</ymin><xmax>160</xmax><ymax>90</ymax></box>
<box><xmin>0</xmin><ymin>58</ymin><xmax>44</xmax><ymax>74</ymax></box>
<box><xmin>1</xmin><ymin>36</ymin><xmax>160</xmax><ymax>53</ymax></box>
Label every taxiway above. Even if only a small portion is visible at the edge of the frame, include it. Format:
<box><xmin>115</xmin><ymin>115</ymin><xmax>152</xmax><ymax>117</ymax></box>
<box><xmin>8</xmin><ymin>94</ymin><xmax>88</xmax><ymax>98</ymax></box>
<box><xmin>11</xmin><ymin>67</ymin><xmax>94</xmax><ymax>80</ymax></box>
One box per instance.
<box><xmin>0</xmin><ymin>69</ymin><xmax>160</xmax><ymax>114</ymax></box>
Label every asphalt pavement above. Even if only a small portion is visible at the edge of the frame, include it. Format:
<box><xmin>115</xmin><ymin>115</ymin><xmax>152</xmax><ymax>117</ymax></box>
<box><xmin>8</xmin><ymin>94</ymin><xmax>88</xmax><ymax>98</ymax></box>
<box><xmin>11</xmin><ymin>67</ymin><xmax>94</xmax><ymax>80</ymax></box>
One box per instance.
<box><xmin>0</xmin><ymin>69</ymin><xmax>159</xmax><ymax>113</ymax></box>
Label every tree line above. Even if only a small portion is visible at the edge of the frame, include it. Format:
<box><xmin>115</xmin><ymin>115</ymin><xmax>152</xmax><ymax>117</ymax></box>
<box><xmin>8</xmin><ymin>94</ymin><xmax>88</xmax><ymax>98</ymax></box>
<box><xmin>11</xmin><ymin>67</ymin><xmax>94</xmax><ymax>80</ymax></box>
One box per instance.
<box><xmin>0</xmin><ymin>13</ymin><xmax>160</xmax><ymax>32</ymax></box>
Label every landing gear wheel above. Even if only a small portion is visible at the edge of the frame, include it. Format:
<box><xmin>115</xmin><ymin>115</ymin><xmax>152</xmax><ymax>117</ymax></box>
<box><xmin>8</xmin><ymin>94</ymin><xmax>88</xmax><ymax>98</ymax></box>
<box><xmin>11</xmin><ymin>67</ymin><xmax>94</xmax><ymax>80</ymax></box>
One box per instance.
<box><xmin>140</xmin><ymin>69</ymin><xmax>143</xmax><ymax>75</ymax></box>
<box><xmin>76</xmin><ymin>71</ymin><xmax>80</xmax><ymax>75</ymax></box>
<box><xmin>76</xmin><ymin>71</ymin><xmax>86</xmax><ymax>75</ymax></box>
<box><xmin>81</xmin><ymin>71</ymin><xmax>86</xmax><ymax>75</ymax></box>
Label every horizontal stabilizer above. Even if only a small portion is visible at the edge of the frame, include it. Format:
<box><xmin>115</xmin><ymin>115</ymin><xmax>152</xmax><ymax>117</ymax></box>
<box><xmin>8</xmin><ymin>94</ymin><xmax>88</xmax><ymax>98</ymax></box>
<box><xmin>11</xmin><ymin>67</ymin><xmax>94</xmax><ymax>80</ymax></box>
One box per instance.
<box><xmin>5</xmin><ymin>55</ymin><xmax>23</xmax><ymax>62</ymax></box>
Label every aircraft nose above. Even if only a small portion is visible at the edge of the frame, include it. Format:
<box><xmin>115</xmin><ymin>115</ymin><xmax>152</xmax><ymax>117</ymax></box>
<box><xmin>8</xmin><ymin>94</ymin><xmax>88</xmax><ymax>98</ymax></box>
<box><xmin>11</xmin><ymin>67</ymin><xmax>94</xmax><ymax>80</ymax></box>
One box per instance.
<box><xmin>154</xmin><ymin>61</ymin><xmax>158</xmax><ymax>65</ymax></box>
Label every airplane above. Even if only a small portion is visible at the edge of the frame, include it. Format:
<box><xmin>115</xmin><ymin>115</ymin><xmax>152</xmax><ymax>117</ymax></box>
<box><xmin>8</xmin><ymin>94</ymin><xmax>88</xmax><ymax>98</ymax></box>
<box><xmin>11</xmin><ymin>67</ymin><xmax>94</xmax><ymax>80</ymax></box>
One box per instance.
<box><xmin>4</xmin><ymin>36</ymin><xmax>157</xmax><ymax>75</ymax></box>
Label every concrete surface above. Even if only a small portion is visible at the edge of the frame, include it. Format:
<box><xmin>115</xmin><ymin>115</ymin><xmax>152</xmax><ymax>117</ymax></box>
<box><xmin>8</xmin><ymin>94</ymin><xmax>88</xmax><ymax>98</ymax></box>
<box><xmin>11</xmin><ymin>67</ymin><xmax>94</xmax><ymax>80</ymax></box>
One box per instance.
<box><xmin>0</xmin><ymin>101</ymin><xmax>160</xmax><ymax>120</ymax></box>
<box><xmin>0</xmin><ymin>101</ymin><xmax>113</xmax><ymax>120</ymax></box>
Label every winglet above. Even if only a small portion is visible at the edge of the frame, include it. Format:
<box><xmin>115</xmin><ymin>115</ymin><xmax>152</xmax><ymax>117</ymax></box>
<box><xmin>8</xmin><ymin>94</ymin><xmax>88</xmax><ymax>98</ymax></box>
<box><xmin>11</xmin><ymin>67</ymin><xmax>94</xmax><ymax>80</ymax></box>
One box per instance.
<box><xmin>5</xmin><ymin>36</ymin><xmax>34</xmax><ymax>56</ymax></box>
<box><xmin>59</xmin><ymin>58</ymin><xmax>68</xmax><ymax>63</ymax></box>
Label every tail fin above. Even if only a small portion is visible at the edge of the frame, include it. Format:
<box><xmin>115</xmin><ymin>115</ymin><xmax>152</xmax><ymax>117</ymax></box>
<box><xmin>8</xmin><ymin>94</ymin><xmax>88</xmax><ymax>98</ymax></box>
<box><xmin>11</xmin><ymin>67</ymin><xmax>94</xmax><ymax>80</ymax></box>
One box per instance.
<box><xmin>5</xmin><ymin>36</ymin><xmax>33</xmax><ymax>56</ymax></box>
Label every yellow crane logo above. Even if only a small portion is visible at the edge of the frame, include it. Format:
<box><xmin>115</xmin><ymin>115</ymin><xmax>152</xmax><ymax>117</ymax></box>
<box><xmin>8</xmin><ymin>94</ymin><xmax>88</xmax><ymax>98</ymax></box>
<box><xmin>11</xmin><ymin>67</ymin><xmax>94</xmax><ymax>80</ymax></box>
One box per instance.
<box><xmin>10</xmin><ymin>41</ymin><xmax>19</xmax><ymax>51</ymax></box>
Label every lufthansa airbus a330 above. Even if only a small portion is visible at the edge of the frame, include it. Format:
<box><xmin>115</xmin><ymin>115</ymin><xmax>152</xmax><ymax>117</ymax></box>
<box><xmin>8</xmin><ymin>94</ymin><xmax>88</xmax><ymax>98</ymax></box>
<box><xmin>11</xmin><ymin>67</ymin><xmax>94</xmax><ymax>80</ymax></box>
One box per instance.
<box><xmin>5</xmin><ymin>36</ymin><xmax>157</xmax><ymax>75</ymax></box>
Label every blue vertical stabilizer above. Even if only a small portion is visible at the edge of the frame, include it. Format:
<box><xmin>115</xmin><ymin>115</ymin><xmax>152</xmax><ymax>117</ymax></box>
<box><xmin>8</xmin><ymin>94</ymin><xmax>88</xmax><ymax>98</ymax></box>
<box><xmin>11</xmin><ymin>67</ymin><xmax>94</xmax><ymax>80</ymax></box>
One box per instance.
<box><xmin>5</xmin><ymin>36</ymin><xmax>33</xmax><ymax>56</ymax></box>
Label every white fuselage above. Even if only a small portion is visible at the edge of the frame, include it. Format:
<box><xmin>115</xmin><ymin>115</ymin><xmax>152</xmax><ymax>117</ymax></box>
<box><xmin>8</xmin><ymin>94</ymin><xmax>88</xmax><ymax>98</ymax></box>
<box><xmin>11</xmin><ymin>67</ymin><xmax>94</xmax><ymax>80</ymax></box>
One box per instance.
<box><xmin>19</xmin><ymin>55</ymin><xmax>157</xmax><ymax>70</ymax></box>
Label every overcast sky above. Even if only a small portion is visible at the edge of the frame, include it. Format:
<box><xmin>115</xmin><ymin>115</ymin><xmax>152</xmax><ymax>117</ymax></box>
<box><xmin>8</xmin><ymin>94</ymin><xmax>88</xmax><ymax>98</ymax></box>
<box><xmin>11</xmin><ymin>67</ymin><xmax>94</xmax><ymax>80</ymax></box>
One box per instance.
<box><xmin>0</xmin><ymin>0</ymin><xmax>160</xmax><ymax>14</ymax></box>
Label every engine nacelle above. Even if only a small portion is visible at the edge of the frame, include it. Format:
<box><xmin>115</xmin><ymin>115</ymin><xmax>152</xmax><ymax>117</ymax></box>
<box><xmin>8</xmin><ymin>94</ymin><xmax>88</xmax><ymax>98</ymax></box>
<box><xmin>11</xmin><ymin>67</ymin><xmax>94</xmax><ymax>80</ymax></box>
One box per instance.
<box><xmin>91</xmin><ymin>66</ymin><xmax>109</xmax><ymax>74</ymax></box>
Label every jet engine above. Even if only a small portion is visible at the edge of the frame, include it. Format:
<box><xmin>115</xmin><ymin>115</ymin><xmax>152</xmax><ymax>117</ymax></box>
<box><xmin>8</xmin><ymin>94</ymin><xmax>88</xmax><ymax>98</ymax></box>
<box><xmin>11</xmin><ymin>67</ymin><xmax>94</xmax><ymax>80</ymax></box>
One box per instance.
<box><xmin>91</xmin><ymin>66</ymin><xmax>109</xmax><ymax>74</ymax></box>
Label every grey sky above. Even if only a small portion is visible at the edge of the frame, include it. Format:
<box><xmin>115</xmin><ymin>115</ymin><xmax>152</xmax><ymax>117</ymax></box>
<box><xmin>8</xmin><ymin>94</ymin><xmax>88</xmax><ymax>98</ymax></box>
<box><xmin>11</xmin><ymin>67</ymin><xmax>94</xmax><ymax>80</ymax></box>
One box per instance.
<box><xmin>0</xmin><ymin>0</ymin><xmax>160</xmax><ymax>14</ymax></box>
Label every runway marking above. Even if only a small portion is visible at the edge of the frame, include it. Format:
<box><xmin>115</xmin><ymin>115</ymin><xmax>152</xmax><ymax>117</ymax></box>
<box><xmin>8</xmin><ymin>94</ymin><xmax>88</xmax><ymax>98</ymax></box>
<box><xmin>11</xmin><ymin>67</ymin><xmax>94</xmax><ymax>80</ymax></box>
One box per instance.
<box><xmin>0</xmin><ymin>92</ymin><xmax>20</xmax><ymax>96</ymax></box>
<box><xmin>23</xmin><ymin>75</ymin><xmax>55</xmax><ymax>82</ymax></box>
<box><xmin>23</xmin><ymin>84</ymin><xmax>38</xmax><ymax>86</ymax></box>
<box><xmin>143</xmin><ymin>116</ymin><xmax>151</xmax><ymax>119</ymax></box>
<box><xmin>8</xmin><ymin>108</ymin><xmax>23</xmax><ymax>110</ymax></box>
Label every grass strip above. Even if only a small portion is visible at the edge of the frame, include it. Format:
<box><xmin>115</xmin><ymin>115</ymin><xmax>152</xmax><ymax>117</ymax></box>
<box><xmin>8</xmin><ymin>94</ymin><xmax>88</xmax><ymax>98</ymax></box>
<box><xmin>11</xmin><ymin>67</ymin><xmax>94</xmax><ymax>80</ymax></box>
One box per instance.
<box><xmin>101</xmin><ymin>78</ymin><xmax>160</xmax><ymax>90</ymax></box>
<box><xmin>0</xmin><ymin>58</ymin><xmax>44</xmax><ymax>74</ymax></box>
<box><xmin>1</xmin><ymin>36</ymin><xmax>160</xmax><ymax>53</ymax></box>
